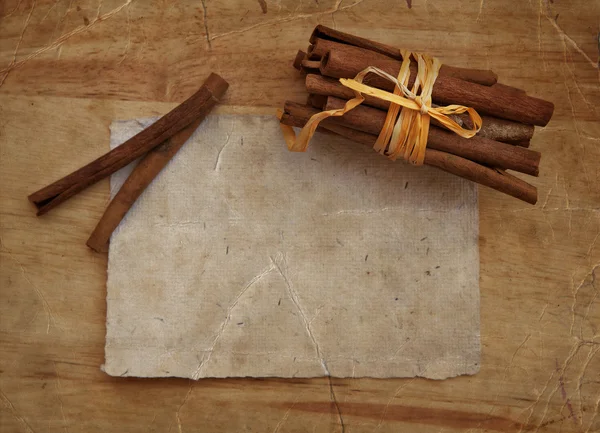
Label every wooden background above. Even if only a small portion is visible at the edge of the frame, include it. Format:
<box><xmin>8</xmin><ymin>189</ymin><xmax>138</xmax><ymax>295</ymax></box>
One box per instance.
<box><xmin>1</xmin><ymin>0</ymin><xmax>599</xmax><ymax>432</ymax></box>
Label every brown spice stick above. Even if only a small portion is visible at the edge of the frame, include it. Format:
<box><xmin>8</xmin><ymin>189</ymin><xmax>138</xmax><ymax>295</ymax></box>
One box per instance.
<box><xmin>319</xmin><ymin>49</ymin><xmax>554</xmax><ymax>126</ymax></box>
<box><xmin>426</xmin><ymin>151</ymin><xmax>537</xmax><ymax>204</ymax></box>
<box><xmin>506</xmin><ymin>140</ymin><xmax>531</xmax><ymax>148</ymax></box>
<box><xmin>293</xmin><ymin>50</ymin><xmax>307</xmax><ymax>70</ymax></box>
<box><xmin>309</xmin><ymin>37</ymin><xmax>498</xmax><ymax>86</ymax></box>
<box><xmin>309</xmin><ymin>38</ymin><xmax>386</xmax><ymax>61</ymax></box>
<box><xmin>305</xmin><ymin>74</ymin><xmax>535</xmax><ymax>144</ymax></box>
<box><xmin>301</xmin><ymin>59</ymin><xmax>322</xmax><ymax>70</ymax></box>
<box><xmin>306</xmin><ymin>44</ymin><xmax>319</xmax><ymax>60</ymax></box>
<box><xmin>86</xmin><ymin>119</ymin><xmax>204</xmax><ymax>253</ymax></box>
<box><xmin>293</xmin><ymin>50</ymin><xmax>321</xmax><ymax>75</ymax></box>
<box><xmin>461</xmin><ymin>115</ymin><xmax>534</xmax><ymax>144</ymax></box>
<box><xmin>321</xmin><ymin>97</ymin><xmax>540</xmax><ymax>176</ymax></box>
<box><xmin>28</xmin><ymin>73</ymin><xmax>229</xmax><ymax>215</ymax></box>
<box><xmin>280</xmin><ymin>104</ymin><xmax>537</xmax><ymax>204</ymax></box>
<box><xmin>491</xmin><ymin>82</ymin><xmax>527</xmax><ymax>95</ymax></box>
<box><xmin>306</xmin><ymin>73</ymin><xmax>389</xmax><ymax>109</ymax></box>
<box><xmin>307</xmin><ymin>93</ymin><xmax>328</xmax><ymax>109</ymax></box>
<box><xmin>310</xmin><ymin>25</ymin><xmax>498</xmax><ymax>86</ymax></box>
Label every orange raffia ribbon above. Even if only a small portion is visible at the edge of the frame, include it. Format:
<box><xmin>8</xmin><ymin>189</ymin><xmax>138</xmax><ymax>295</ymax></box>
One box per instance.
<box><xmin>279</xmin><ymin>51</ymin><xmax>483</xmax><ymax>165</ymax></box>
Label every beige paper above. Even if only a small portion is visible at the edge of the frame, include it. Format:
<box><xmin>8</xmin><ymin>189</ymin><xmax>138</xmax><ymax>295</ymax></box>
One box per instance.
<box><xmin>103</xmin><ymin>115</ymin><xmax>480</xmax><ymax>380</ymax></box>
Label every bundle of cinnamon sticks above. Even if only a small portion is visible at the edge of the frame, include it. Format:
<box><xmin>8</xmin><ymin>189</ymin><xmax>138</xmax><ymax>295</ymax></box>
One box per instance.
<box><xmin>281</xmin><ymin>25</ymin><xmax>555</xmax><ymax>204</ymax></box>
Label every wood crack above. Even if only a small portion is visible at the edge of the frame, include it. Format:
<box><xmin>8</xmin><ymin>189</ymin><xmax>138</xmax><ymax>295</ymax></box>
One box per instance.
<box><xmin>1</xmin><ymin>237</ymin><xmax>57</xmax><ymax>333</ymax></box>
<box><xmin>542</xmin><ymin>0</ymin><xmax>598</xmax><ymax>70</ymax></box>
<box><xmin>0</xmin><ymin>389</ymin><xmax>36</xmax><ymax>433</ymax></box>
<box><xmin>0</xmin><ymin>0</ymin><xmax>36</xmax><ymax>88</ymax></box>
<box><xmin>0</xmin><ymin>0</ymin><xmax>134</xmax><ymax>79</ymax></box>
<box><xmin>200</xmin><ymin>0</ymin><xmax>212</xmax><ymax>49</ymax></box>
<box><xmin>209</xmin><ymin>0</ymin><xmax>366</xmax><ymax>42</ymax></box>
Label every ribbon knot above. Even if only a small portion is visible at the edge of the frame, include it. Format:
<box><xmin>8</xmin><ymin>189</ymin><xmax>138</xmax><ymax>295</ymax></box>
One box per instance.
<box><xmin>412</xmin><ymin>95</ymin><xmax>429</xmax><ymax>115</ymax></box>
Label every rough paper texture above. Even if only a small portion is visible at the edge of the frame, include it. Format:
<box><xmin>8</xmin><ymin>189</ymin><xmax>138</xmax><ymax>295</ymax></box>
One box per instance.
<box><xmin>103</xmin><ymin>115</ymin><xmax>480</xmax><ymax>380</ymax></box>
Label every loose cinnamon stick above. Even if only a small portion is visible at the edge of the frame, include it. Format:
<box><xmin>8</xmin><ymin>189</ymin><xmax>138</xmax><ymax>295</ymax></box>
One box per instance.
<box><xmin>86</xmin><ymin>119</ymin><xmax>205</xmax><ymax>253</ymax></box>
<box><xmin>280</xmin><ymin>104</ymin><xmax>537</xmax><ymax>204</ymax></box>
<box><xmin>308</xmin><ymin>37</ymin><xmax>498</xmax><ymax>86</ymax></box>
<box><xmin>319</xmin><ymin>49</ymin><xmax>554</xmax><ymax>126</ymax></box>
<box><xmin>321</xmin><ymin>97</ymin><xmax>540</xmax><ymax>176</ymax></box>
<box><xmin>310</xmin><ymin>25</ymin><xmax>499</xmax><ymax>86</ymax></box>
<box><xmin>305</xmin><ymin>74</ymin><xmax>535</xmax><ymax>144</ymax></box>
<box><xmin>29</xmin><ymin>73</ymin><xmax>229</xmax><ymax>215</ymax></box>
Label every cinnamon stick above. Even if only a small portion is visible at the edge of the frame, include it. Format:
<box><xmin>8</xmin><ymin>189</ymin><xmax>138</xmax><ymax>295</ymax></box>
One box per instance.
<box><xmin>308</xmin><ymin>37</ymin><xmax>498</xmax><ymax>86</ymax></box>
<box><xmin>307</xmin><ymin>93</ymin><xmax>328</xmax><ymax>109</ymax></box>
<box><xmin>86</xmin><ymin>119</ymin><xmax>205</xmax><ymax>253</ymax></box>
<box><xmin>308</xmin><ymin>38</ymin><xmax>386</xmax><ymax>61</ymax></box>
<box><xmin>293</xmin><ymin>50</ymin><xmax>307</xmax><ymax>70</ymax></box>
<box><xmin>280</xmin><ymin>104</ymin><xmax>537</xmax><ymax>204</ymax></box>
<box><xmin>506</xmin><ymin>140</ymin><xmax>531</xmax><ymax>148</ymax></box>
<box><xmin>321</xmin><ymin>97</ymin><xmax>540</xmax><ymax>176</ymax></box>
<box><xmin>459</xmin><ymin>114</ymin><xmax>534</xmax><ymax>144</ymax></box>
<box><xmin>301</xmin><ymin>59</ymin><xmax>321</xmax><ymax>71</ymax></box>
<box><xmin>310</xmin><ymin>25</ymin><xmax>499</xmax><ymax>86</ymax></box>
<box><xmin>293</xmin><ymin>50</ymin><xmax>320</xmax><ymax>74</ymax></box>
<box><xmin>319</xmin><ymin>49</ymin><xmax>554</xmax><ymax>126</ymax></box>
<box><xmin>306</xmin><ymin>73</ymin><xmax>389</xmax><ymax>109</ymax></box>
<box><xmin>491</xmin><ymin>82</ymin><xmax>527</xmax><ymax>95</ymax></box>
<box><xmin>28</xmin><ymin>73</ymin><xmax>229</xmax><ymax>216</ymax></box>
<box><xmin>305</xmin><ymin>74</ymin><xmax>535</xmax><ymax>144</ymax></box>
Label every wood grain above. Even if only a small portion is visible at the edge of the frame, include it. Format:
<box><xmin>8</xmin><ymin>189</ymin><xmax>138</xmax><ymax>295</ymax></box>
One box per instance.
<box><xmin>1</xmin><ymin>1</ymin><xmax>599</xmax><ymax>432</ymax></box>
